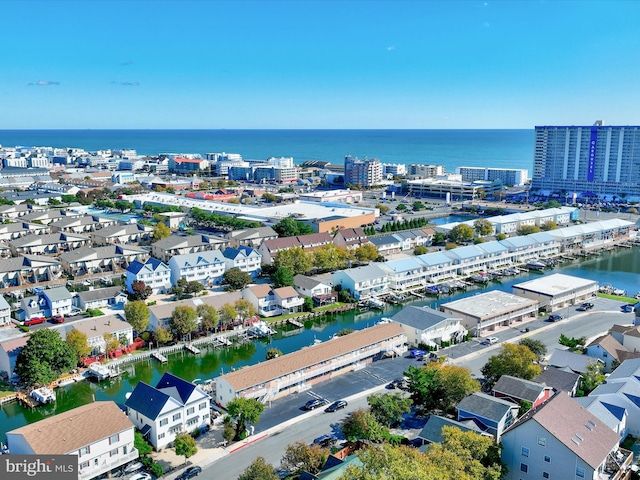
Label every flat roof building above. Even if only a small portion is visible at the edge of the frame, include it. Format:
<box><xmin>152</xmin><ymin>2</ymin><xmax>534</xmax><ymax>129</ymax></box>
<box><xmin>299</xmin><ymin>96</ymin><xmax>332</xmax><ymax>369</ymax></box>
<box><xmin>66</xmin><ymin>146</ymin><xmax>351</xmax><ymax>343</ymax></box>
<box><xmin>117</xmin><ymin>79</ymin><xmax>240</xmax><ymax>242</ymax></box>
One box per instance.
<box><xmin>512</xmin><ymin>273</ymin><xmax>598</xmax><ymax>311</ymax></box>
<box><xmin>440</xmin><ymin>290</ymin><xmax>538</xmax><ymax>337</ymax></box>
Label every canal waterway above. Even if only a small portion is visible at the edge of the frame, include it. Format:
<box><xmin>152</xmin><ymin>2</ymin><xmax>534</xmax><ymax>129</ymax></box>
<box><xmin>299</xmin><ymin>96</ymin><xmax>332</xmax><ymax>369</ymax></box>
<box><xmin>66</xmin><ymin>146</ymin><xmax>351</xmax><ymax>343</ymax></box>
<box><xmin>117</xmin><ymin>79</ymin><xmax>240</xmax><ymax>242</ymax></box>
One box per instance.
<box><xmin>2</xmin><ymin>246</ymin><xmax>639</xmax><ymax>440</ymax></box>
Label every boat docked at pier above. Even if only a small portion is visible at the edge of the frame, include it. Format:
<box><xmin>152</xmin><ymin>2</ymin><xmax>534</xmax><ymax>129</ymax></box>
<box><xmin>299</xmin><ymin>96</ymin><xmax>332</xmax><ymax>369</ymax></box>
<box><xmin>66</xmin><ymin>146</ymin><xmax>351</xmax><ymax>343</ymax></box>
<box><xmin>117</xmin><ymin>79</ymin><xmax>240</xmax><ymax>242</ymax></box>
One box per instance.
<box><xmin>247</xmin><ymin>320</ymin><xmax>276</xmax><ymax>338</ymax></box>
<box><xmin>88</xmin><ymin>363</ymin><xmax>121</xmax><ymax>381</ymax></box>
<box><xmin>30</xmin><ymin>386</ymin><xmax>56</xmax><ymax>404</ymax></box>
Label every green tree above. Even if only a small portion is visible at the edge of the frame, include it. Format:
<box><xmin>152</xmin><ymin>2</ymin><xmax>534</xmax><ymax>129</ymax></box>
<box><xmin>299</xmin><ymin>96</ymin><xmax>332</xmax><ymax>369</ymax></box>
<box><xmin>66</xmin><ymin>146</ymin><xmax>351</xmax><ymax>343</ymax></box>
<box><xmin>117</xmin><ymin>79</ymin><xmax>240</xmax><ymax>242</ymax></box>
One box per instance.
<box><xmin>196</xmin><ymin>304</ymin><xmax>219</xmax><ymax>332</ymax></box>
<box><xmin>519</xmin><ymin>338</ymin><xmax>547</xmax><ymax>362</ymax></box>
<box><xmin>134</xmin><ymin>431</ymin><xmax>153</xmax><ymax>457</ymax></box>
<box><xmin>582</xmin><ymin>362</ymin><xmax>606</xmax><ymax>394</ymax></box>
<box><xmin>235</xmin><ymin>299</ymin><xmax>255</xmax><ymax>321</ymax></box>
<box><xmin>238</xmin><ymin>457</ymin><xmax>279</xmax><ymax>480</ymax></box>
<box><xmin>103</xmin><ymin>333</ymin><xmax>120</xmax><ymax>355</ymax></box>
<box><xmin>124</xmin><ymin>300</ymin><xmax>150</xmax><ymax>334</ymax></box>
<box><xmin>517</xmin><ymin>225</ymin><xmax>541</xmax><ymax>235</ymax></box>
<box><xmin>114</xmin><ymin>199</ymin><xmax>135</xmax><ymax>212</ymax></box>
<box><xmin>396</xmin><ymin>203</ymin><xmax>407</xmax><ymax>211</ymax></box>
<box><xmin>540</xmin><ymin>220</ymin><xmax>558</xmax><ymax>231</ymax></box>
<box><xmin>495</xmin><ymin>233</ymin><xmax>507</xmax><ymax>241</ymax></box>
<box><xmin>376</xmin><ymin>203</ymin><xmax>390</xmax><ymax>214</ymax></box>
<box><xmin>185</xmin><ymin>281</ymin><xmax>205</xmax><ymax>295</ymax></box>
<box><xmin>312</xmin><ymin>243</ymin><xmax>349</xmax><ymax>271</ymax></box>
<box><xmin>281</xmin><ymin>441</ymin><xmax>328</xmax><ymax>477</ymax></box>
<box><xmin>412</xmin><ymin>201</ymin><xmax>425</xmax><ymax>211</ymax></box>
<box><xmin>227</xmin><ymin>397</ymin><xmax>265</xmax><ymax>440</ymax></box>
<box><xmin>414</xmin><ymin>245</ymin><xmax>428</xmax><ymax>255</ymax></box>
<box><xmin>174</xmin><ymin>434</ymin><xmax>197</xmax><ymax>465</ymax></box>
<box><xmin>341</xmin><ymin>408</ymin><xmax>389</xmax><ymax>443</ymax></box>
<box><xmin>274</xmin><ymin>247</ymin><xmax>313</xmax><ymax>275</ymax></box>
<box><xmin>153</xmin><ymin>222</ymin><xmax>171</xmax><ymax>241</ymax></box>
<box><xmin>153</xmin><ymin>326</ymin><xmax>173</xmax><ymax>345</ymax></box>
<box><xmin>404</xmin><ymin>364</ymin><xmax>441</xmax><ymax>414</ymax></box>
<box><xmin>65</xmin><ymin>328</ymin><xmax>91</xmax><ymax>365</ymax></box>
<box><xmin>481</xmin><ymin>343</ymin><xmax>542</xmax><ymax>388</ymax></box>
<box><xmin>219</xmin><ymin>303</ymin><xmax>238</xmax><ymax>326</ymax></box>
<box><xmin>272</xmin><ymin>266</ymin><xmax>294</xmax><ymax>287</ymax></box>
<box><xmin>367</xmin><ymin>392</ymin><xmax>413</xmax><ymax>427</ymax></box>
<box><xmin>448</xmin><ymin>224</ymin><xmax>474</xmax><ymax>244</ymax></box>
<box><xmin>15</xmin><ymin>329</ymin><xmax>76</xmax><ymax>387</ymax></box>
<box><xmin>273</xmin><ymin>217</ymin><xmax>314</xmax><ymax>237</ymax></box>
<box><xmin>355</xmin><ymin>243</ymin><xmax>379</xmax><ymax>262</ymax></box>
<box><xmin>303</xmin><ymin>296</ymin><xmax>314</xmax><ymax>312</ymax></box>
<box><xmin>130</xmin><ymin>280</ymin><xmax>153</xmax><ymax>301</ymax></box>
<box><xmin>433</xmin><ymin>231</ymin><xmax>446</xmax><ymax>245</ymax></box>
<box><xmin>266</xmin><ymin>348</ymin><xmax>282</xmax><ymax>360</ymax></box>
<box><xmin>222</xmin><ymin>267</ymin><xmax>253</xmax><ymax>290</ymax></box>
<box><xmin>261</xmin><ymin>193</ymin><xmax>278</xmax><ymax>203</ymax></box>
<box><xmin>435</xmin><ymin>364</ymin><xmax>480</xmax><ymax>412</ymax></box>
<box><xmin>473</xmin><ymin>218</ymin><xmax>493</xmax><ymax>237</ymax></box>
<box><xmin>169</xmin><ymin>306</ymin><xmax>198</xmax><ymax>338</ymax></box>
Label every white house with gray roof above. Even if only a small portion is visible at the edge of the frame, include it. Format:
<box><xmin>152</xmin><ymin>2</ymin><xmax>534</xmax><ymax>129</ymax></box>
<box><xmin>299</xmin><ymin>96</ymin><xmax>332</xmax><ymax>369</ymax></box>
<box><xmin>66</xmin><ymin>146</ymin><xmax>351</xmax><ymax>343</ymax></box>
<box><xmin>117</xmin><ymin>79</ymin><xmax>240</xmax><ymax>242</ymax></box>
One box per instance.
<box><xmin>391</xmin><ymin>305</ymin><xmax>466</xmax><ymax>348</ymax></box>
<box><xmin>65</xmin><ymin>315</ymin><xmax>134</xmax><ymax>355</ymax></box>
<box><xmin>332</xmin><ymin>264</ymin><xmax>389</xmax><ymax>300</ymax></box>
<box><xmin>75</xmin><ymin>286</ymin><xmax>128</xmax><ymax>311</ymax></box>
<box><xmin>42</xmin><ymin>286</ymin><xmax>73</xmax><ymax>317</ymax></box>
<box><xmin>168</xmin><ymin>250</ymin><xmax>226</xmax><ymax>286</ymax></box>
<box><xmin>293</xmin><ymin>274</ymin><xmax>335</xmax><ymax>305</ymax></box>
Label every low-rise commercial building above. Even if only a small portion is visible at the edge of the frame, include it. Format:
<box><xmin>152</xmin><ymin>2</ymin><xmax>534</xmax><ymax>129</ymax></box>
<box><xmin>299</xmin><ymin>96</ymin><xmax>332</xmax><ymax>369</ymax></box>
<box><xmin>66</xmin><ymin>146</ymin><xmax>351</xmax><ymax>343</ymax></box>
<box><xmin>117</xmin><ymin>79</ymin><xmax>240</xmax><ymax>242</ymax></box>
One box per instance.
<box><xmin>391</xmin><ymin>306</ymin><xmax>466</xmax><ymax>348</ymax></box>
<box><xmin>512</xmin><ymin>273</ymin><xmax>598</xmax><ymax>312</ymax></box>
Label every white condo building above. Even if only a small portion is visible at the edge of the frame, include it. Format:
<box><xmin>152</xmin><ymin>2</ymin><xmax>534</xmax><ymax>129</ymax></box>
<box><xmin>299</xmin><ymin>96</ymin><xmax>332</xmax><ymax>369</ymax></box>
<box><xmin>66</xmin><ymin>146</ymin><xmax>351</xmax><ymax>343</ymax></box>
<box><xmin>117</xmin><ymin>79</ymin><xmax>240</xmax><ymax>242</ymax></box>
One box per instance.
<box><xmin>532</xmin><ymin>121</ymin><xmax>640</xmax><ymax>200</ymax></box>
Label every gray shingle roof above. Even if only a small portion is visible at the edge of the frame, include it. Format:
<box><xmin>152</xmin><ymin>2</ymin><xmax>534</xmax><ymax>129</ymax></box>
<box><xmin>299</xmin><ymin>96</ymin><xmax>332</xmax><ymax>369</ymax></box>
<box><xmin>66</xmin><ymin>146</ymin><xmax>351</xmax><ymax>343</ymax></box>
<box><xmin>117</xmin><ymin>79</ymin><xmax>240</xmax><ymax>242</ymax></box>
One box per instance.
<box><xmin>457</xmin><ymin>392</ymin><xmax>517</xmax><ymax>422</ymax></box>
<box><xmin>492</xmin><ymin>375</ymin><xmax>548</xmax><ymax>403</ymax></box>
<box><xmin>533</xmin><ymin>368</ymin><xmax>581</xmax><ymax>393</ymax></box>
<box><xmin>418</xmin><ymin>415</ymin><xmax>484</xmax><ymax>444</ymax></box>
<box><xmin>548</xmin><ymin>349</ymin><xmax>601</xmax><ymax>374</ymax></box>
<box><xmin>76</xmin><ymin>286</ymin><xmax>126</xmax><ymax>302</ymax></box>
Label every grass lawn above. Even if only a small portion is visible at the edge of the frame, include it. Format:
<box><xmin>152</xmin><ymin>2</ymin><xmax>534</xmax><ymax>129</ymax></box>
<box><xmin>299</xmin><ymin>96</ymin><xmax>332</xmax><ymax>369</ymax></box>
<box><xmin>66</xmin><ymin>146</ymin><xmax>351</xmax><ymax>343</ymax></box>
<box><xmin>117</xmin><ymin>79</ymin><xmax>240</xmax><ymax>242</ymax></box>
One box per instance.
<box><xmin>597</xmin><ymin>293</ymin><xmax>638</xmax><ymax>304</ymax></box>
<box><xmin>314</xmin><ymin>302</ymin><xmax>348</xmax><ymax>312</ymax></box>
<box><xmin>264</xmin><ymin>311</ymin><xmax>312</xmax><ymax>323</ymax></box>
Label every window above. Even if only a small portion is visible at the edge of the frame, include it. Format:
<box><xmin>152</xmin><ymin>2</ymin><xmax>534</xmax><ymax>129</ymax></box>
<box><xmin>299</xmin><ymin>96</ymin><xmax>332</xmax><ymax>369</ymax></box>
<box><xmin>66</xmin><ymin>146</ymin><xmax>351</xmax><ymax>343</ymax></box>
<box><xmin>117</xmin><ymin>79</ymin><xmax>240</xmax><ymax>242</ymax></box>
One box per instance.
<box><xmin>80</xmin><ymin>461</ymin><xmax>90</xmax><ymax>469</ymax></box>
<box><xmin>109</xmin><ymin>433</ymin><xmax>120</xmax><ymax>445</ymax></box>
<box><xmin>110</xmin><ymin>448</ymin><xmax>118</xmax><ymax>457</ymax></box>
<box><xmin>199</xmin><ymin>402</ymin><xmax>207</xmax><ymax>411</ymax></box>
<box><xmin>544</xmin><ymin>455</ymin><xmax>550</xmax><ymax>463</ymax></box>
<box><xmin>79</xmin><ymin>446</ymin><xmax>90</xmax><ymax>457</ymax></box>
<box><xmin>537</xmin><ymin>436</ymin><xmax>546</xmax><ymax>447</ymax></box>
<box><xmin>520</xmin><ymin>463</ymin><xmax>528</xmax><ymax>473</ymax></box>
<box><xmin>187</xmin><ymin>407</ymin><xmax>195</xmax><ymax>415</ymax></box>
<box><xmin>159</xmin><ymin>418</ymin><xmax>168</xmax><ymax>427</ymax></box>
<box><xmin>158</xmin><ymin>433</ymin><xmax>165</xmax><ymax>440</ymax></box>
<box><xmin>173</xmin><ymin>413</ymin><xmax>181</xmax><ymax>421</ymax></box>
<box><xmin>521</xmin><ymin>447</ymin><xmax>529</xmax><ymax>457</ymax></box>
<box><xmin>543</xmin><ymin>473</ymin><xmax>549</xmax><ymax>479</ymax></box>
<box><xmin>576</xmin><ymin>467</ymin><xmax>585</xmax><ymax>478</ymax></box>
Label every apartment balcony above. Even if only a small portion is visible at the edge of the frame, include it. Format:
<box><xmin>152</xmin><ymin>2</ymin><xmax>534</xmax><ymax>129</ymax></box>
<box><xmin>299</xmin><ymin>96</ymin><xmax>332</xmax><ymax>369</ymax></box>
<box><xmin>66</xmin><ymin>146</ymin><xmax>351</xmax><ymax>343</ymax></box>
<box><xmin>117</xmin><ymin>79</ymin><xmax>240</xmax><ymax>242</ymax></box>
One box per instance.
<box><xmin>78</xmin><ymin>448</ymin><xmax>139</xmax><ymax>480</ymax></box>
<box><xmin>599</xmin><ymin>448</ymin><xmax>633</xmax><ymax>480</ymax></box>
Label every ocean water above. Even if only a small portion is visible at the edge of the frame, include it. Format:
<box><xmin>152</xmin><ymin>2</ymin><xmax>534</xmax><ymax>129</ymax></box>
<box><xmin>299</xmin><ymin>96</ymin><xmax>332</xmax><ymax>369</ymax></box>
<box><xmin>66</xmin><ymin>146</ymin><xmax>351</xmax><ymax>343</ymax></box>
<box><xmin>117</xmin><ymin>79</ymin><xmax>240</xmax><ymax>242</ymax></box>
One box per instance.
<box><xmin>0</xmin><ymin>129</ymin><xmax>535</xmax><ymax>174</ymax></box>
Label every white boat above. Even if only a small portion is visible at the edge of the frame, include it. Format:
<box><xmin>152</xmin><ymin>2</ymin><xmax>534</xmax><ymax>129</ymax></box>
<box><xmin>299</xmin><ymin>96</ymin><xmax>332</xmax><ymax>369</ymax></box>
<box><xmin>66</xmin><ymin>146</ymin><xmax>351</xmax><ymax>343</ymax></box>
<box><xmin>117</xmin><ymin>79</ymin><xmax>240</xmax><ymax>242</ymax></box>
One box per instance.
<box><xmin>30</xmin><ymin>386</ymin><xmax>56</xmax><ymax>404</ymax></box>
<box><xmin>247</xmin><ymin>320</ymin><xmax>276</xmax><ymax>338</ymax></box>
<box><xmin>88</xmin><ymin>363</ymin><xmax>118</xmax><ymax>381</ymax></box>
<box><xmin>525</xmin><ymin>261</ymin><xmax>546</xmax><ymax>270</ymax></box>
<box><xmin>122</xmin><ymin>461</ymin><xmax>144</xmax><ymax>474</ymax></box>
<box><xmin>613</xmin><ymin>288</ymin><xmax>627</xmax><ymax>296</ymax></box>
<box><xmin>368</xmin><ymin>298</ymin><xmax>386</xmax><ymax>309</ymax></box>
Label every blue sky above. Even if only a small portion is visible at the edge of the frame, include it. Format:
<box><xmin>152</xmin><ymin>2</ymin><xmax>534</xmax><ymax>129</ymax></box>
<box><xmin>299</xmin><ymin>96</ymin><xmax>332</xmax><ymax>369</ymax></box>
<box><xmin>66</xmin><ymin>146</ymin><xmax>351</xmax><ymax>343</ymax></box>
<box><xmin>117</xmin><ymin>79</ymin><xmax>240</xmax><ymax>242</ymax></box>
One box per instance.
<box><xmin>2</xmin><ymin>0</ymin><xmax>639</xmax><ymax>129</ymax></box>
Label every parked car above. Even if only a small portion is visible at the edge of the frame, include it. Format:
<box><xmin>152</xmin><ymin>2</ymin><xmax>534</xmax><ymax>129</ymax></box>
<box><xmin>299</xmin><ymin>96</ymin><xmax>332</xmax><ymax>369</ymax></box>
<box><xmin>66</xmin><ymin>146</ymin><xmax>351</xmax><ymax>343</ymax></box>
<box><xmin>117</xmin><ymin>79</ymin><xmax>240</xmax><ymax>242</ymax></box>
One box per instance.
<box><xmin>51</xmin><ymin>315</ymin><xmax>65</xmax><ymax>323</ymax></box>
<box><xmin>304</xmin><ymin>398</ymin><xmax>325</xmax><ymax>410</ymax></box>
<box><xmin>325</xmin><ymin>400</ymin><xmax>348</xmax><ymax>412</ymax></box>
<box><xmin>409</xmin><ymin>349</ymin><xmax>426</xmax><ymax>358</ymax></box>
<box><xmin>578</xmin><ymin>302</ymin><xmax>594</xmax><ymax>311</ymax></box>
<box><xmin>179</xmin><ymin>466</ymin><xmax>202</xmax><ymax>479</ymax></box>
<box><xmin>387</xmin><ymin>377</ymin><xmax>408</xmax><ymax>390</ymax></box>
<box><xmin>485</xmin><ymin>336</ymin><xmax>499</xmax><ymax>345</ymax></box>
<box><xmin>129</xmin><ymin>473</ymin><xmax>153</xmax><ymax>480</ymax></box>
<box><xmin>24</xmin><ymin>317</ymin><xmax>45</xmax><ymax>326</ymax></box>
<box><xmin>621</xmin><ymin>304</ymin><xmax>635</xmax><ymax>313</ymax></box>
<box><xmin>68</xmin><ymin>308</ymin><xmax>82</xmax><ymax>317</ymax></box>
<box><xmin>313</xmin><ymin>434</ymin><xmax>338</xmax><ymax>448</ymax></box>
<box><xmin>548</xmin><ymin>314</ymin><xmax>564</xmax><ymax>322</ymax></box>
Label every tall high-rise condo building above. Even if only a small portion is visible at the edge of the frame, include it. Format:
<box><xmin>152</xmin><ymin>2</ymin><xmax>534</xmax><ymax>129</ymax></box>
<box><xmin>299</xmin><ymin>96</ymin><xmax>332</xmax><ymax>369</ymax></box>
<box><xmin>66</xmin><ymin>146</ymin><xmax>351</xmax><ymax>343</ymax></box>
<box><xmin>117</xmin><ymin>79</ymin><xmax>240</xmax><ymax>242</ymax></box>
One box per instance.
<box><xmin>532</xmin><ymin>121</ymin><xmax>640</xmax><ymax>201</ymax></box>
<box><xmin>344</xmin><ymin>155</ymin><xmax>383</xmax><ymax>187</ymax></box>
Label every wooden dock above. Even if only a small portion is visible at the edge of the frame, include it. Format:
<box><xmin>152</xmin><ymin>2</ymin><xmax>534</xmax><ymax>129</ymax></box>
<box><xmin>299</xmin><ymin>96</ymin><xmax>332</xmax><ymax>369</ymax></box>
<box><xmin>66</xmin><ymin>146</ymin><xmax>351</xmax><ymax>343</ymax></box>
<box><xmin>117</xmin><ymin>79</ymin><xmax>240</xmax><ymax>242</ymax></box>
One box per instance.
<box><xmin>151</xmin><ymin>352</ymin><xmax>168</xmax><ymax>363</ymax></box>
<box><xmin>185</xmin><ymin>344</ymin><xmax>201</xmax><ymax>355</ymax></box>
<box><xmin>287</xmin><ymin>319</ymin><xmax>304</xmax><ymax>328</ymax></box>
<box><xmin>16</xmin><ymin>391</ymin><xmax>39</xmax><ymax>409</ymax></box>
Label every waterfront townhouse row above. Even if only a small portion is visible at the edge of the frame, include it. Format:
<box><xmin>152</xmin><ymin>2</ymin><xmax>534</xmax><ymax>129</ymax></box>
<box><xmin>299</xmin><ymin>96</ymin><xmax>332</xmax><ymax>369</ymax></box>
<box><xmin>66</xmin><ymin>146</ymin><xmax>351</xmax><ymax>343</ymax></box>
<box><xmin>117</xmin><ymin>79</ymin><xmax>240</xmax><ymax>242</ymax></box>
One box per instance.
<box><xmin>434</xmin><ymin>206</ymin><xmax>579</xmax><ymax>236</ymax></box>
<box><xmin>126</xmin><ymin>246</ymin><xmax>262</xmax><ymax>294</ymax></box>
<box><xmin>332</xmin><ymin>218</ymin><xmax>634</xmax><ymax>299</ymax></box>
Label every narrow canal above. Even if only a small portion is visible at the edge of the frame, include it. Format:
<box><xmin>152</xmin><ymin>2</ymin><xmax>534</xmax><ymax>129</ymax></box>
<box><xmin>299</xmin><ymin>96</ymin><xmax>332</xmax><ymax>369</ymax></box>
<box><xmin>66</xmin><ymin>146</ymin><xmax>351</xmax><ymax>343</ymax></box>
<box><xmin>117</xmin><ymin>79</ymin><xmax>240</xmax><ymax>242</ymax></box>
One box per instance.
<box><xmin>2</xmin><ymin>246</ymin><xmax>639</xmax><ymax>440</ymax></box>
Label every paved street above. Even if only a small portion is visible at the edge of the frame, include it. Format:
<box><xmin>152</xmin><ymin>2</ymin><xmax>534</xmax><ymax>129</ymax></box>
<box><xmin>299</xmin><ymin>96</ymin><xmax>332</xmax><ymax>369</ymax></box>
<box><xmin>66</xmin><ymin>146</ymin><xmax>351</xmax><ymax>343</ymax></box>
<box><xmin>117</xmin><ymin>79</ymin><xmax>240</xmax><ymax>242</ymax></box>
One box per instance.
<box><xmin>159</xmin><ymin>295</ymin><xmax>637</xmax><ymax>480</ymax></box>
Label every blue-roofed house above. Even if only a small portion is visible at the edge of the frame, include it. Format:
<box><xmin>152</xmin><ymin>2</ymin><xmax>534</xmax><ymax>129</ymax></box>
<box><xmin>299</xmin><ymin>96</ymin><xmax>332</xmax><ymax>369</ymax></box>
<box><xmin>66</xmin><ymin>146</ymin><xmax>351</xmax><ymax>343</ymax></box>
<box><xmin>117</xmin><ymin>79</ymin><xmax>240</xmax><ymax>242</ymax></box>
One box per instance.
<box><xmin>391</xmin><ymin>305</ymin><xmax>466</xmax><ymax>348</ymax></box>
<box><xmin>379</xmin><ymin>257</ymin><xmax>427</xmax><ymax>291</ymax></box>
<box><xmin>125</xmin><ymin>373</ymin><xmax>211</xmax><ymax>450</ymax></box>
<box><xmin>575</xmin><ymin>396</ymin><xmax>628</xmax><ymax>439</ymax></box>
<box><xmin>416</xmin><ymin>252</ymin><xmax>457</xmax><ymax>283</ymax></box>
<box><xmin>168</xmin><ymin>250</ymin><xmax>226</xmax><ymax>286</ymax></box>
<box><xmin>475</xmin><ymin>241</ymin><xmax>510</xmax><ymax>269</ymax></box>
<box><xmin>443</xmin><ymin>245</ymin><xmax>486</xmax><ymax>276</ymax></box>
<box><xmin>125</xmin><ymin>258</ymin><xmax>171</xmax><ymax>294</ymax></box>
<box><xmin>222</xmin><ymin>246</ymin><xmax>261</xmax><ymax>278</ymax></box>
<box><xmin>498</xmin><ymin>236</ymin><xmax>538</xmax><ymax>264</ymax></box>
<box><xmin>332</xmin><ymin>264</ymin><xmax>389</xmax><ymax>300</ymax></box>
<box><xmin>586</xmin><ymin>379</ymin><xmax>640</xmax><ymax>437</ymax></box>
<box><xmin>456</xmin><ymin>392</ymin><xmax>519</xmax><ymax>441</ymax></box>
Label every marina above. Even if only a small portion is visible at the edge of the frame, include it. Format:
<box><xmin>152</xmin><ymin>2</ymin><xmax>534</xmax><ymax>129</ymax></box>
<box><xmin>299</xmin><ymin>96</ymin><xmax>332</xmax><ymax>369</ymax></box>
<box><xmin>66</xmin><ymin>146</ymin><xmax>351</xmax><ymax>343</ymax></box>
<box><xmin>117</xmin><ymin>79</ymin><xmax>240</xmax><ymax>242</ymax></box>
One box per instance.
<box><xmin>1</xmin><ymin>244</ymin><xmax>640</xmax><ymax>440</ymax></box>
